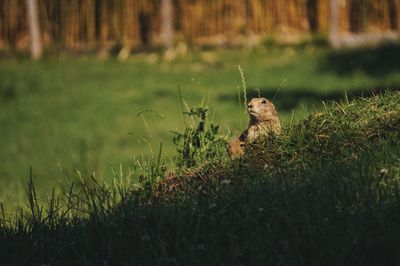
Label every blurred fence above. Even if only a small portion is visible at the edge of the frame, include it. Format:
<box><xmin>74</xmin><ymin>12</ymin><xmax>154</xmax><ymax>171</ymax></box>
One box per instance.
<box><xmin>0</xmin><ymin>0</ymin><xmax>399</xmax><ymax>53</ymax></box>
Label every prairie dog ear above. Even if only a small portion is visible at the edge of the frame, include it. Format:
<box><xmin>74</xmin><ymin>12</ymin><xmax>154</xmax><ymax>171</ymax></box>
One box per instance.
<box><xmin>271</xmin><ymin>106</ymin><xmax>278</xmax><ymax>117</ymax></box>
<box><xmin>268</xmin><ymin>101</ymin><xmax>278</xmax><ymax>117</ymax></box>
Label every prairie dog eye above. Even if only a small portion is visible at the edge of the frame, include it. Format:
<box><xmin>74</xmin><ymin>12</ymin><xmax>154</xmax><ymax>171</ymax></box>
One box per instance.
<box><xmin>261</xmin><ymin>100</ymin><xmax>267</xmax><ymax>104</ymax></box>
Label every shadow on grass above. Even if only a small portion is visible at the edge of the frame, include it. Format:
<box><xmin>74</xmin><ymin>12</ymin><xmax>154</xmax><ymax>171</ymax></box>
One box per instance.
<box><xmin>219</xmin><ymin>44</ymin><xmax>400</xmax><ymax>111</ymax></box>
<box><xmin>319</xmin><ymin>43</ymin><xmax>400</xmax><ymax>76</ymax></box>
<box><xmin>218</xmin><ymin>85</ymin><xmax>400</xmax><ymax>111</ymax></box>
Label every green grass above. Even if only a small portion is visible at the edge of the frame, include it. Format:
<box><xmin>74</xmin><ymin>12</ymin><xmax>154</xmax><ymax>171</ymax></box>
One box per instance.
<box><xmin>0</xmin><ymin>44</ymin><xmax>400</xmax><ymax>207</ymax></box>
<box><xmin>0</xmin><ymin>91</ymin><xmax>399</xmax><ymax>265</ymax></box>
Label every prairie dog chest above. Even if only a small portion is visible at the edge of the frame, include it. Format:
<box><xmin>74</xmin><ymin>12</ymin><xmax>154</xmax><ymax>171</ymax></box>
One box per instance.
<box><xmin>246</xmin><ymin>123</ymin><xmax>276</xmax><ymax>142</ymax></box>
<box><xmin>246</xmin><ymin>125</ymin><xmax>262</xmax><ymax>142</ymax></box>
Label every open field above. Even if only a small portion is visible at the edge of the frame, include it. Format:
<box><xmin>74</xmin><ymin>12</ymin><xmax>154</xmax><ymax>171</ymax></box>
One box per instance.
<box><xmin>0</xmin><ymin>44</ymin><xmax>400</xmax><ymax>206</ymax></box>
<box><xmin>0</xmin><ymin>91</ymin><xmax>399</xmax><ymax>265</ymax></box>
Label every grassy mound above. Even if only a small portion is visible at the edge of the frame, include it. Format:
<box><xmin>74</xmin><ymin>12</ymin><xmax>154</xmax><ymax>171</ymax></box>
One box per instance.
<box><xmin>1</xmin><ymin>91</ymin><xmax>400</xmax><ymax>265</ymax></box>
<box><xmin>156</xmin><ymin>91</ymin><xmax>400</xmax><ymax>200</ymax></box>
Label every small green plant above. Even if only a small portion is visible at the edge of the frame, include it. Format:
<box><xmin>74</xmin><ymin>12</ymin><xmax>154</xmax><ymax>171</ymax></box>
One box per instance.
<box><xmin>172</xmin><ymin>103</ymin><xmax>227</xmax><ymax>168</ymax></box>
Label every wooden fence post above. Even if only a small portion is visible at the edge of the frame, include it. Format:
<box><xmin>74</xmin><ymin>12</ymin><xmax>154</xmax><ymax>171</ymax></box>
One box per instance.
<box><xmin>161</xmin><ymin>0</ymin><xmax>174</xmax><ymax>48</ymax></box>
<box><xmin>329</xmin><ymin>0</ymin><xmax>340</xmax><ymax>48</ymax></box>
<box><xmin>389</xmin><ymin>0</ymin><xmax>400</xmax><ymax>31</ymax></box>
<box><xmin>26</xmin><ymin>0</ymin><xmax>42</xmax><ymax>59</ymax></box>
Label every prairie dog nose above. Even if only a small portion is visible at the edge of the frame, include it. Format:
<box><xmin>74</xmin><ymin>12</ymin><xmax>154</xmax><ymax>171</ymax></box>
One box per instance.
<box><xmin>248</xmin><ymin>104</ymin><xmax>253</xmax><ymax>108</ymax></box>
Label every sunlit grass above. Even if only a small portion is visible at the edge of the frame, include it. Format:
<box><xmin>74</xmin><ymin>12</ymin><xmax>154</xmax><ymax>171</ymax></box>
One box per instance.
<box><xmin>0</xmin><ymin>45</ymin><xmax>399</xmax><ymax>206</ymax></box>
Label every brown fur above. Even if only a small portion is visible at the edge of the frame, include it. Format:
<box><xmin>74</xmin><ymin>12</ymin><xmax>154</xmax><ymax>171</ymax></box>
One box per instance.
<box><xmin>228</xmin><ymin>97</ymin><xmax>281</xmax><ymax>159</ymax></box>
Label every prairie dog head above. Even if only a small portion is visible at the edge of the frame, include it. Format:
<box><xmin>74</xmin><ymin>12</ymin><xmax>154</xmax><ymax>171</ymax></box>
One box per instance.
<box><xmin>247</xmin><ymin>97</ymin><xmax>278</xmax><ymax>123</ymax></box>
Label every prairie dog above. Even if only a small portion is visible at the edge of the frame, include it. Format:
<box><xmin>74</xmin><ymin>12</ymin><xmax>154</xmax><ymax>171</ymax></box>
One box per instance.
<box><xmin>228</xmin><ymin>97</ymin><xmax>281</xmax><ymax>159</ymax></box>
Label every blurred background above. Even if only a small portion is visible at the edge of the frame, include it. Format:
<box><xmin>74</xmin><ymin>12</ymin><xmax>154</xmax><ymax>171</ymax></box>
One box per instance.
<box><xmin>0</xmin><ymin>0</ymin><xmax>399</xmax><ymax>204</ymax></box>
